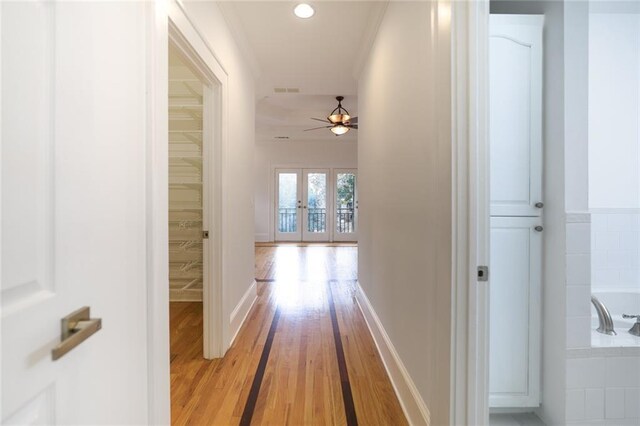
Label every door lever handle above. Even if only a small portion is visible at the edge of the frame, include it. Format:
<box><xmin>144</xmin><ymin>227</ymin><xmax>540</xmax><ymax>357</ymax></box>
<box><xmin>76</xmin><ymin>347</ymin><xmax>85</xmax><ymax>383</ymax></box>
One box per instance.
<box><xmin>52</xmin><ymin>306</ymin><xmax>102</xmax><ymax>361</ymax></box>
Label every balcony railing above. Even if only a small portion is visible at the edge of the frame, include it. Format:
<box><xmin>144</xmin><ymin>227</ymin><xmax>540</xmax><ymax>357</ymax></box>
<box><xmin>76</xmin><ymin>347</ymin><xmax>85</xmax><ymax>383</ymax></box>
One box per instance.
<box><xmin>278</xmin><ymin>208</ymin><xmax>297</xmax><ymax>233</ymax></box>
<box><xmin>336</xmin><ymin>207</ymin><xmax>355</xmax><ymax>233</ymax></box>
<box><xmin>278</xmin><ymin>207</ymin><xmax>354</xmax><ymax>234</ymax></box>
<box><xmin>307</xmin><ymin>208</ymin><xmax>326</xmax><ymax>233</ymax></box>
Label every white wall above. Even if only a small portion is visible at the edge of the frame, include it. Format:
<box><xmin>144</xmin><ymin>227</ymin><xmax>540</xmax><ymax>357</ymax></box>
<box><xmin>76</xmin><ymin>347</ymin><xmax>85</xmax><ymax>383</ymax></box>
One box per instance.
<box><xmin>589</xmin><ymin>13</ymin><xmax>640</xmax><ymax>209</ymax></box>
<box><xmin>182</xmin><ymin>1</ymin><xmax>257</xmax><ymax>347</ymax></box>
<box><xmin>490</xmin><ymin>1</ymin><xmax>567</xmax><ymax>423</ymax></box>
<box><xmin>357</xmin><ymin>2</ymin><xmax>452</xmax><ymax>423</ymax></box>
<box><xmin>254</xmin><ymin>139</ymin><xmax>357</xmax><ymax>241</ymax></box>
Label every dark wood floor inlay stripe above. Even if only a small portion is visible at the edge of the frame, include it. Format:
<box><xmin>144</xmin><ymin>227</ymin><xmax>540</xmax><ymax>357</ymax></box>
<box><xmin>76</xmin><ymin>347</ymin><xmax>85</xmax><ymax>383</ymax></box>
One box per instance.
<box><xmin>239</xmin><ymin>306</ymin><xmax>281</xmax><ymax>426</ymax></box>
<box><xmin>327</xmin><ymin>282</ymin><xmax>359</xmax><ymax>426</ymax></box>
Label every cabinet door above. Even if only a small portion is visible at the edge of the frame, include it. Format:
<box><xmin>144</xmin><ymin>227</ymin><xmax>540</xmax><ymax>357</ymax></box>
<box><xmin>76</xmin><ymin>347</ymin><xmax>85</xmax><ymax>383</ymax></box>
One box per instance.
<box><xmin>490</xmin><ymin>15</ymin><xmax>543</xmax><ymax>217</ymax></box>
<box><xmin>489</xmin><ymin>217</ymin><xmax>542</xmax><ymax>408</ymax></box>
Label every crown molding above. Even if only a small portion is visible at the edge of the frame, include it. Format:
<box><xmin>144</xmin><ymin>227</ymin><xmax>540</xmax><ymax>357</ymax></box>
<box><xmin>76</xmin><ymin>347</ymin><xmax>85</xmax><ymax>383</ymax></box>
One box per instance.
<box><xmin>216</xmin><ymin>2</ymin><xmax>262</xmax><ymax>82</ymax></box>
<box><xmin>352</xmin><ymin>1</ymin><xmax>389</xmax><ymax>80</ymax></box>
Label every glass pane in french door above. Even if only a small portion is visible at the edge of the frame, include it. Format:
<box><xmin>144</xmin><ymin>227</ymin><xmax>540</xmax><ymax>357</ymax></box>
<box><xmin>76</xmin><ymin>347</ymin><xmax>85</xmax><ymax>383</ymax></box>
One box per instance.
<box><xmin>278</xmin><ymin>173</ymin><xmax>298</xmax><ymax>233</ymax></box>
<box><xmin>336</xmin><ymin>172</ymin><xmax>356</xmax><ymax>234</ymax></box>
<box><xmin>306</xmin><ymin>173</ymin><xmax>327</xmax><ymax>233</ymax></box>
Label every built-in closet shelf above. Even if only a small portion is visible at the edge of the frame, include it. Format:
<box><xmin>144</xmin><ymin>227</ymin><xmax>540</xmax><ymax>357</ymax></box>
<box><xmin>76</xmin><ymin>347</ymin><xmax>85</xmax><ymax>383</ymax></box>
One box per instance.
<box><xmin>169</xmin><ymin>54</ymin><xmax>204</xmax><ymax>302</ymax></box>
<box><xmin>169</xmin><ymin>206</ymin><xmax>202</xmax><ymax>212</ymax></box>
<box><xmin>169</xmin><ymin>183</ymin><xmax>202</xmax><ymax>191</ymax></box>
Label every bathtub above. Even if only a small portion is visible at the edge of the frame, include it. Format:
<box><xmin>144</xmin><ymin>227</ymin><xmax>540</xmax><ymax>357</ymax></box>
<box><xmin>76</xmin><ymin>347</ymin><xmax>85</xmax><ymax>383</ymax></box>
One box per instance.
<box><xmin>592</xmin><ymin>290</ymin><xmax>640</xmax><ymax>347</ymax></box>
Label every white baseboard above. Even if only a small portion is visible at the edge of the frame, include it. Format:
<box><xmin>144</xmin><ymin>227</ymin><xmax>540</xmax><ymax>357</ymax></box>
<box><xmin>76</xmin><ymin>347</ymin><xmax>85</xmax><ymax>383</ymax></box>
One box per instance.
<box><xmin>355</xmin><ymin>282</ymin><xmax>431</xmax><ymax>426</ymax></box>
<box><xmin>229</xmin><ymin>280</ymin><xmax>258</xmax><ymax>347</ymax></box>
<box><xmin>254</xmin><ymin>233</ymin><xmax>270</xmax><ymax>243</ymax></box>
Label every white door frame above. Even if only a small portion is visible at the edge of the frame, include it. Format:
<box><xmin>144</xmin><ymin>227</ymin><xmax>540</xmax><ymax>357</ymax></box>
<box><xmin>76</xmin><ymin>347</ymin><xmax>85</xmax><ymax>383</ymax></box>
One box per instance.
<box><xmin>450</xmin><ymin>0</ymin><xmax>491</xmax><ymax>425</ymax></box>
<box><xmin>146</xmin><ymin>1</ymin><xmax>228</xmax><ymax>423</ymax></box>
<box><xmin>168</xmin><ymin>17</ymin><xmax>224</xmax><ymax>361</ymax></box>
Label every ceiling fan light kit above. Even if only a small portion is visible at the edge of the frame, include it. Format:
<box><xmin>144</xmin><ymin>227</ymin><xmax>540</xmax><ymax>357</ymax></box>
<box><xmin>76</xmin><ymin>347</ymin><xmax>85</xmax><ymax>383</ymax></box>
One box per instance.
<box><xmin>330</xmin><ymin>124</ymin><xmax>349</xmax><ymax>135</ymax></box>
<box><xmin>304</xmin><ymin>96</ymin><xmax>358</xmax><ymax>137</ymax></box>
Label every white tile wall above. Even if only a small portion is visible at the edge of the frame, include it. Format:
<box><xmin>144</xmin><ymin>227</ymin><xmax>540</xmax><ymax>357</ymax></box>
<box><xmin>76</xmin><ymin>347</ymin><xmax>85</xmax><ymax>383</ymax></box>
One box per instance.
<box><xmin>605</xmin><ymin>388</ymin><xmax>625</xmax><ymax>420</ymax></box>
<box><xmin>591</xmin><ymin>212</ymin><xmax>640</xmax><ymax>292</ymax></box>
<box><xmin>566</xmin><ymin>356</ymin><xmax>640</xmax><ymax>424</ymax></box>
<box><xmin>567</xmin><ymin>218</ymin><xmax>593</xmax><ymax>349</ymax></box>
<box><xmin>566</xmin><ymin>215</ymin><xmax>640</xmax><ymax>425</ymax></box>
<box><xmin>586</xmin><ymin>388</ymin><xmax>605</xmax><ymax>420</ymax></box>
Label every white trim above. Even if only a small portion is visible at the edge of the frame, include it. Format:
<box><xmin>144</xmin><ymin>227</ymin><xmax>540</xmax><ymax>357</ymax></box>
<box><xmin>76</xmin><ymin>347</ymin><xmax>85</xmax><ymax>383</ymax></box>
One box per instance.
<box><xmin>254</xmin><ymin>233</ymin><xmax>270</xmax><ymax>243</ymax></box>
<box><xmin>228</xmin><ymin>280</ymin><xmax>258</xmax><ymax>347</ymax></box>
<box><xmin>352</xmin><ymin>1</ymin><xmax>389</xmax><ymax>79</ymax></box>
<box><xmin>216</xmin><ymin>2</ymin><xmax>261</xmax><ymax>81</ymax></box>
<box><xmin>450</xmin><ymin>0</ymin><xmax>490</xmax><ymax>425</ymax></box>
<box><xmin>355</xmin><ymin>283</ymin><xmax>431</xmax><ymax>426</ymax></box>
<box><xmin>145</xmin><ymin>1</ymin><xmax>171</xmax><ymax>424</ymax></box>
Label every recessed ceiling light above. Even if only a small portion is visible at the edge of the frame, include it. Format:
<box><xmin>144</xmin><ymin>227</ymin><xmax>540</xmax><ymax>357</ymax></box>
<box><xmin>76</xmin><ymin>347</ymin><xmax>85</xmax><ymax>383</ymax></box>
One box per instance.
<box><xmin>294</xmin><ymin>3</ymin><xmax>315</xmax><ymax>19</ymax></box>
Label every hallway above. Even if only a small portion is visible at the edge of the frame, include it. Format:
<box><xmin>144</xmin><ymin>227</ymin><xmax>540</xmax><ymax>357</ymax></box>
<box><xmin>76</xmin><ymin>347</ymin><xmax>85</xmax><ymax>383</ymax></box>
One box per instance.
<box><xmin>170</xmin><ymin>245</ymin><xmax>407</xmax><ymax>425</ymax></box>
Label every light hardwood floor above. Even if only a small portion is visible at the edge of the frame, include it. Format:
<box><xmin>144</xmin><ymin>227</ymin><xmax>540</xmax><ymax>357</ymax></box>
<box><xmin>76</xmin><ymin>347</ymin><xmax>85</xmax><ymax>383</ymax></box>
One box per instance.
<box><xmin>170</xmin><ymin>245</ymin><xmax>407</xmax><ymax>425</ymax></box>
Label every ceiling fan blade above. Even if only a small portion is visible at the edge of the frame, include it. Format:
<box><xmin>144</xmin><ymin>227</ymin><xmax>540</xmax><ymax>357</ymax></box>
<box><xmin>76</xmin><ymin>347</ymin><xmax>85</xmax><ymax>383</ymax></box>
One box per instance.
<box><xmin>304</xmin><ymin>126</ymin><xmax>332</xmax><ymax>131</ymax></box>
<box><xmin>310</xmin><ymin>117</ymin><xmax>329</xmax><ymax>123</ymax></box>
<box><xmin>346</xmin><ymin>124</ymin><xmax>358</xmax><ymax>129</ymax></box>
<box><xmin>347</xmin><ymin>116</ymin><xmax>358</xmax><ymax>124</ymax></box>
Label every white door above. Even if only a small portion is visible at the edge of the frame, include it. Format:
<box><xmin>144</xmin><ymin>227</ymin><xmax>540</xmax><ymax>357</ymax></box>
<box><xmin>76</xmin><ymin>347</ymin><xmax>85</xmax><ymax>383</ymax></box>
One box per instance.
<box><xmin>302</xmin><ymin>169</ymin><xmax>330</xmax><ymax>242</ymax></box>
<box><xmin>489</xmin><ymin>217</ymin><xmax>542</xmax><ymax>408</ymax></box>
<box><xmin>333</xmin><ymin>169</ymin><xmax>358</xmax><ymax>242</ymax></box>
<box><xmin>2</xmin><ymin>2</ymin><xmax>150</xmax><ymax>423</ymax></box>
<box><xmin>490</xmin><ymin>15</ymin><xmax>543</xmax><ymax>217</ymax></box>
<box><xmin>275</xmin><ymin>169</ymin><xmax>302</xmax><ymax>241</ymax></box>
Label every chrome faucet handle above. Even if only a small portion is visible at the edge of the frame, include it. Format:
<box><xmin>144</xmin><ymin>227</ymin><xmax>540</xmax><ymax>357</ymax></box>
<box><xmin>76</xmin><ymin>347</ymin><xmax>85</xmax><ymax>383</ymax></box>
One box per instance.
<box><xmin>623</xmin><ymin>314</ymin><xmax>640</xmax><ymax>337</ymax></box>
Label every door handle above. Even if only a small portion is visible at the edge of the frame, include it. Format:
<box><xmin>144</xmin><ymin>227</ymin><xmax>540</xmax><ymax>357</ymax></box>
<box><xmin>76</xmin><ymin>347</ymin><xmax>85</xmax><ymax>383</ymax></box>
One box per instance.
<box><xmin>52</xmin><ymin>306</ymin><xmax>102</xmax><ymax>361</ymax></box>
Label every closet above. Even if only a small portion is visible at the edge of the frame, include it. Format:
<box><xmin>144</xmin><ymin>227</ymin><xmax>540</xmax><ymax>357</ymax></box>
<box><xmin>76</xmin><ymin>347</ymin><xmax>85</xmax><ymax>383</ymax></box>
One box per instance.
<box><xmin>489</xmin><ymin>15</ymin><xmax>543</xmax><ymax>408</ymax></box>
<box><xmin>169</xmin><ymin>47</ymin><xmax>205</xmax><ymax>302</ymax></box>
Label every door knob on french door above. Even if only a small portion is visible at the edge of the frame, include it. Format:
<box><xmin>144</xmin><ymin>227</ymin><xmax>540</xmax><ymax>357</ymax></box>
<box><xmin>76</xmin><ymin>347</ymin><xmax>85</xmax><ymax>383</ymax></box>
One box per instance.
<box><xmin>52</xmin><ymin>306</ymin><xmax>102</xmax><ymax>361</ymax></box>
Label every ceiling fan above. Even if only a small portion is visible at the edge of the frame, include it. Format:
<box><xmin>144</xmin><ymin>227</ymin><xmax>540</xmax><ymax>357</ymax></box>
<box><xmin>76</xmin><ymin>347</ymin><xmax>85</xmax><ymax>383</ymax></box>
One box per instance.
<box><xmin>304</xmin><ymin>96</ymin><xmax>358</xmax><ymax>136</ymax></box>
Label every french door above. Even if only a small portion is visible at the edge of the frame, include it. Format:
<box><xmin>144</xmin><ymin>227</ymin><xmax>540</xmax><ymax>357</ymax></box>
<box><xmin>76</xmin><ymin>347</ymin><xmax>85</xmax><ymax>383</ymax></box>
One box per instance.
<box><xmin>333</xmin><ymin>169</ymin><xmax>358</xmax><ymax>241</ymax></box>
<box><xmin>275</xmin><ymin>168</ymin><xmax>358</xmax><ymax>242</ymax></box>
<box><xmin>275</xmin><ymin>168</ymin><xmax>330</xmax><ymax>241</ymax></box>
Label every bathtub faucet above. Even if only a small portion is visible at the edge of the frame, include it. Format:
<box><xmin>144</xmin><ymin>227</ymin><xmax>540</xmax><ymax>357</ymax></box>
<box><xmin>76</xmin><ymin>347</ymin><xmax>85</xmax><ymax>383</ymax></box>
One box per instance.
<box><xmin>591</xmin><ymin>296</ymin><xmax>616</xmax><ymax>336</ymax></box>
<box><xmin>622</xmin><ymin>314</ymin><xmax>640</xmax><ymax>337</ymax></box>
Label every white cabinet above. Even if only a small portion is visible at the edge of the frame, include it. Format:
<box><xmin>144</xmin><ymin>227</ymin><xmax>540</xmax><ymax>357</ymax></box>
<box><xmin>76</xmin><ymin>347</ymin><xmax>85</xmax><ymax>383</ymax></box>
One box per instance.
<box><xmin>490</xmin><ymin>15</ymin><xmax>543</xmax><ymax>217</ymax></box>
<box><xmin>489</xmin><ymin>15</ymin><xmax>544</xmax><ymax>409</ymax></box>
<box><xmin>489</xmin><ymin>217</ymin><xmax>542</xmax><ymax>408</ymax></box>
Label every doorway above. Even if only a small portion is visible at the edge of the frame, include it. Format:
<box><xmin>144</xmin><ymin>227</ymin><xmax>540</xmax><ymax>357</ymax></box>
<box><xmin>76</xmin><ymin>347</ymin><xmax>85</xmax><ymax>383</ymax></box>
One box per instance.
<box><xmin>275</xmin><ymin>168</ymin><xmax>358</xmax><ymax>242</ymax></box>
<box><xmin>167</xmin><ymin>20</ymin><xmax>225</xmax><ymax>365</ymax></box>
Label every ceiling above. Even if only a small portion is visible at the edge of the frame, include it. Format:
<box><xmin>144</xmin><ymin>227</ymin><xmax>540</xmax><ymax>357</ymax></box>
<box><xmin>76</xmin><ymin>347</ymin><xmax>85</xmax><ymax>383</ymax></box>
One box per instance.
<box><xmin>218</xmin><ymin>1</ymin><xmax>384</xmax><ymax>142</ymax></box>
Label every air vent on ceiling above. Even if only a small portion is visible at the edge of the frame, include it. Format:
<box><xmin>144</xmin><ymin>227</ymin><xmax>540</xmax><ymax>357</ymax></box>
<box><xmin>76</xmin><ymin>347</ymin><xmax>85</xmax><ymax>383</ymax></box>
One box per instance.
<box><xmin>273</xmin><ymin>87</ymin><xmax>300</xmax><ymax>93</ymax></box>
<box><xmin>274</xmin><ymin>136</ymin><xmax>290</xmax><ymax>139</ymax></box>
